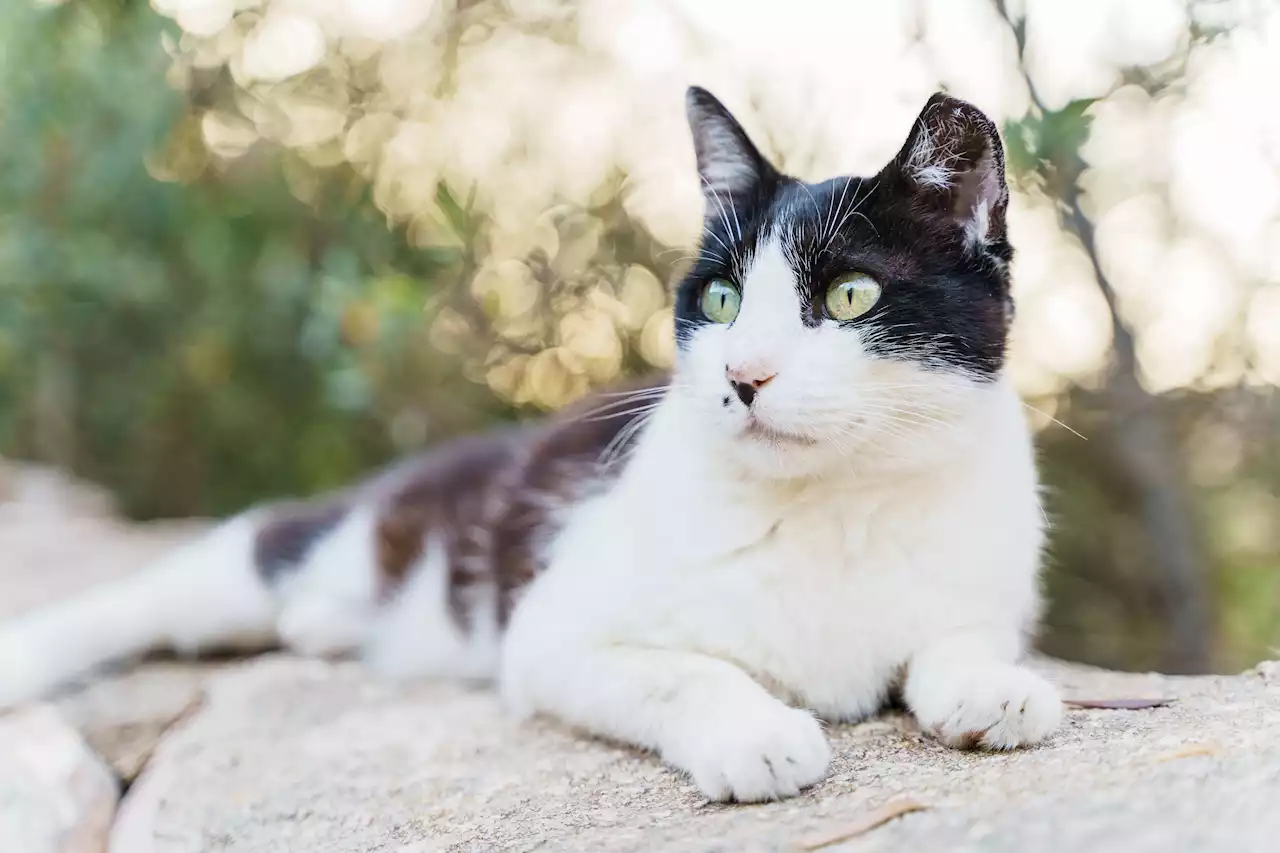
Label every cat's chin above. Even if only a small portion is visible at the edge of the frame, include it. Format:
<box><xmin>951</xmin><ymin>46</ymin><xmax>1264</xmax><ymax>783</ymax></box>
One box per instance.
<box><xmin>740</xmin><ymin>416</ymin><xmax>816</xmax><ymax>447</ymax></box>
<box><xmin>721</xmin><ymin>433</ymin><xmax>843</xmax><ymax>481</ymax></box>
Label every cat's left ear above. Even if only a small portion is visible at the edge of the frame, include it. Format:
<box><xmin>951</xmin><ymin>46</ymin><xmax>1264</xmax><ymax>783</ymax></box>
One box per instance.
<box><xmin>686</xmin><ymin>87</ymin><xmax>778</xmax><ymax>207</ymax></box>
<box><xmin>888</xmin><ymin>93</ymin><xmax>1009</xmax><ymax>249</ymax></box>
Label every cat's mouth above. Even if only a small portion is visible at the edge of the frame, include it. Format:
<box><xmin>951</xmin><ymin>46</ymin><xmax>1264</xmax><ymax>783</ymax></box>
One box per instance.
<box><xmin>741</xmin><ymin>416</ymin><xmax>816</xmax><ymax>446</ymax></box>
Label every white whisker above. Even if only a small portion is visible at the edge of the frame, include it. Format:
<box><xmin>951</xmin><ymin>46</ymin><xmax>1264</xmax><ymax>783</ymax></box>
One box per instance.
<box><xmin>1022</xmin><ymin>403</ymin><xmax>1088</xmax><ymax>441</ymax></box>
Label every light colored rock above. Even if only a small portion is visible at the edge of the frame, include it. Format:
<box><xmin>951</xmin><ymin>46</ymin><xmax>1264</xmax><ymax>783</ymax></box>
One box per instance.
<box><xmin>53</xmin><ymin>664</ymin><xmax>211</xmax><ymax>783</ymax></box>
<box><xmin>0</xmin><ymin>706</ymin><xmax>120</xmax><ymax>853</ymax></box>
<box><xmin>110</xmin><ymin>655</ymin><xmax>1280</xmax><ymax>853</ymax></box>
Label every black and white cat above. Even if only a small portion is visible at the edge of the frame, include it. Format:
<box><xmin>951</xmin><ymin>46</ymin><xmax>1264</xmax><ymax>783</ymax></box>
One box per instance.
<box><xmin>0</xmin><ymin>88</ymin><xmax>1060</xmax><ymax>802</ymax></box>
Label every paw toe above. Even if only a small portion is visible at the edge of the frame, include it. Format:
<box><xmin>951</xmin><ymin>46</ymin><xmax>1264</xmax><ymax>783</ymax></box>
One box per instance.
<box><xmin>675</xmin><ymin>705</ymin><xmax>830</xmax><ymax>803</ymax></box>
<box><xmin>923</xmin><ymin>666</ymin><xmax>1062</xmax><ymax>751</ymax></box>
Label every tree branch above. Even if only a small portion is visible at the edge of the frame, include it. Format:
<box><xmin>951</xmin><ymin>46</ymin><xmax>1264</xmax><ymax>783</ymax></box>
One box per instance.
<box><xmin>991</xmin><ymin>0</ymin><xmax>1212</xmax><ymax>673</ymax></box>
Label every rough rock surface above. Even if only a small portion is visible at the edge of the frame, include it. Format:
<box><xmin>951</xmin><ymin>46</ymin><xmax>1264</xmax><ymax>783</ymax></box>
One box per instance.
<box><xmin>3</xmin><ymin>461</ymin><xmax>1279</xmax><ymax>852</ymax></box>
<box><xmin>0</xmin><ymin>706</ymin><xmax>120</xmax><ymax>853</ymax></box>
<box><xmin>53</xmin><ymin>664</ymin><xmax>212</xmax><ymax>784</ymax></box>
<box><xmin>108</xmin><ymin>656</ymin><xmax>1280</xmax><ymax>853</ymax></box>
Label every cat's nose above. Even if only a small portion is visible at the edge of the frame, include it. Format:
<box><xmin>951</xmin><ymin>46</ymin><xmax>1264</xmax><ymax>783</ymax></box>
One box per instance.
<box><xmin>726</xmin><ymin>366</ymin><xmax>776</xmax><ymax>406</ymax></box>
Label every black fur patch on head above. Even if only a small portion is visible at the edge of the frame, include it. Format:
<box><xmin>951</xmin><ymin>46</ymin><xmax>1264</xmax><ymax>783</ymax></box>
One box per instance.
<box><xmin>675</xmin><ymin>88</ymin><xmax>1014</xmax><ymax>379</ymax></box>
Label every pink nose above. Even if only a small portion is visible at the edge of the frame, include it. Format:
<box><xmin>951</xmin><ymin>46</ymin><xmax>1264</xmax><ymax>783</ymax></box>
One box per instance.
<box><xmin>725</xmin><ymin>366</ymin><xmax>776</xmax><ymax>407</ymax></box>
<box><xmin>726</xmin><ymin>366</ymin><xmax>777</xmax><ymax>387</ymax></box>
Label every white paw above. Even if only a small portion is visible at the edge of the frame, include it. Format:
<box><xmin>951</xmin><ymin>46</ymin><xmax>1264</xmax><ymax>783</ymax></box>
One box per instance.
<box><xmin>912</xmin><ymin>664</ymin><xmax>1062</xmax><ymax>750</ymax></box>
<box><xmin>665</xmin><ymin>702</ymin><xmax>830</xmax><ymax>802</ymax></box>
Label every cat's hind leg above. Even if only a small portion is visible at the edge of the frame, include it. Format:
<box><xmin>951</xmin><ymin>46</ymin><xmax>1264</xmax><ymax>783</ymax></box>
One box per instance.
<box><xmin>273</xmin><ymin>506</ymin><xmax>501</xmax><ymax>682</ymax></box>
<box><xmin>269</xmin><ymin>506</ymin><xmax>381</xmax><ymax>658</ymax></box>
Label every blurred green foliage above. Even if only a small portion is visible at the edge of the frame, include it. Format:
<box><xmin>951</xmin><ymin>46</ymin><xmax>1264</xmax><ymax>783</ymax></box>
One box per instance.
<box><xmin>1002</xmin><ymin>98</ymin><xmax>1095</xmax><ymax>199</ymax></box>
<box><xmin>0</xmin><ymin>1</ymin><xmax>504</xmax><ymax>518</ymax></box>
<box><xmin>1038</xmin><ymin>389</ymin><xmax>1280</xmax><ymax>673</ymax></box>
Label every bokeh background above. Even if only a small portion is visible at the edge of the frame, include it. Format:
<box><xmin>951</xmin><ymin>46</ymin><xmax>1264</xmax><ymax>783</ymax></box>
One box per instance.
<box><xmin>2</xmin><ymin>0</ymin><xmax>1277</xmax><ymax>675</ymax></box>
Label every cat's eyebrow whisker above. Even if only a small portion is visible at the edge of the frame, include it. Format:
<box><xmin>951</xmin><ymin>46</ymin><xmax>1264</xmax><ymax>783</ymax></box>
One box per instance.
<box><xmin>824</xmin><ymin>178</ymin><xmax>881</xmax><ymax>253</ymax></box>
<box><xmin>825</xmin><ymin>176</ymin><xmax>854</xmax><ymax>246</ymax></box>
<box><xmin>726</xmin><ymin>188</ymin><xmax>743</xmax><ymax>243</ymax></box>
<box><xmin>701</xmin><ymin>224</ymin><xmax>735</xmax><ymax>261</ymax></box>
<box><xmin>700</xmin><ymin>176</ymin><xmax>742</xmax><ymax>250</ymax></box>
<box><xmin>842</xmin><ymin>211</ymin><xmax>877</xmax><ymax>236</ymax></box>
<box><xmin>665</xmin><ymin>251</ymin><xmax>726</xmax><ymax>267</ymax></box>
<box><xmin>797</xmin><ymin>182</ymin><xmax>824</xmax><ymax>231</ymax></box>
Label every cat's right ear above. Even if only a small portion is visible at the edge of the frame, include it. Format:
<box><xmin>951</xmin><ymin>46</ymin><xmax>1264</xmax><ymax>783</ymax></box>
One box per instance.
<box><xmin>886</xmin><ymin>93</ymin><xmax>1010</xmax><ymax>250</ymax></box>
<box><xmin>685</xmin><ymin>87</ymin><xmax>776</xmax><ymax>205</ymax></box>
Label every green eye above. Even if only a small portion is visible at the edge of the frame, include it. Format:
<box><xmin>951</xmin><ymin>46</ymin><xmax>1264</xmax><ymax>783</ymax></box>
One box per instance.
<box><xmin>701</xmin><ymin>279</ymin><xmax>741</xmax><ymax>324</ymax></box>
<box><xmin>825</xmin><ymin>273</ymin><xmax>882</xmax><ymax>321</ymax></box>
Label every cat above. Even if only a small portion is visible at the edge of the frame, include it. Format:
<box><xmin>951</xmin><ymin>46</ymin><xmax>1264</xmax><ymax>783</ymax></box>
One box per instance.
<box><xmin>0</xmin><ymin>87</ymin><xmax>1060</xmax><ymax>802</ymax></box>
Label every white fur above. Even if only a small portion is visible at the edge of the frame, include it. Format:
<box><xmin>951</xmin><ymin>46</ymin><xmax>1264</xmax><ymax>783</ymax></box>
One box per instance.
<box><xmin>275</xmin><ymin>508</ymin><xmax>379</xmax><ymax>657</ymax></box>
<box><xmin>499</xmin><ymin>236</ymin><xmax>1058</xmax><ymax>801</ymax></box>
<box><xmin>362</xmin><ymin>535</ymin><xmax>501</xmax><ymax>681</ymax></box>
<box><xmin>0</xmin><ymin>515</ymin><xmax>275</xmax><ymax>707</ymax></box>
<box><xmin>906</xmin><ymin>125</ymin><xmax>956</xmax><ymax>190</ymax></box>
<box><xmin>967</xmin><ymin>198</ymin><xmax>992</xmax><ymax>246</ymax></box>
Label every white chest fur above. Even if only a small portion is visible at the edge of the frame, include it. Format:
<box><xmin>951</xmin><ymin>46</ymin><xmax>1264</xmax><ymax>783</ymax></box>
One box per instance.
<box><xmin>500</xmin><ymin>379</ymin><xmax>1045</xmax><ymax>724</ymax></box>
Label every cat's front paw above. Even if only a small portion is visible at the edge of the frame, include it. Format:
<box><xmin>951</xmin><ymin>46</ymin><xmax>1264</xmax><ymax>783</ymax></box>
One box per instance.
<box><xmin>665</xmin><ymin>702</ymin><xmax>830</xmax><ymax>802</ymax></box>
<box><xmin>912</xmin><ymin>663</ymin><xmax>1061</xmax><ymax>750</ymax></box>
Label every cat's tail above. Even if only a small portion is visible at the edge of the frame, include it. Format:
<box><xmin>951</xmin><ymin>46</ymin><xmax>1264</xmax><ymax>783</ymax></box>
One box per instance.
<box><xmin>0</xmin><ymin>513</ymin><xmax>283</xmax><ymax>709</ymax></box>
<box><xmin>0</xmin><ymin>476</ymin><xmax>505</xmax><ymax>709</ymax></box>
<box><xmin>0</xmin><ymin>432</ymin><xmax>542</xmax><ymax>709</ymax></box>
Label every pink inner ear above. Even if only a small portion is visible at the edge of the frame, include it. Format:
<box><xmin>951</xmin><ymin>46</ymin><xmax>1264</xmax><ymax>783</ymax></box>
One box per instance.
<box><xmin>951</xmin><ymin>145</ymin><xmax>1004</xmax><ymax>245</ymax></box>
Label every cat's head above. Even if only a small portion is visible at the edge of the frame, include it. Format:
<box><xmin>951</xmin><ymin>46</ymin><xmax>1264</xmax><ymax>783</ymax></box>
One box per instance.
<box><xmin>671</xmin><ymin>87</ymin><xmax>1016</xmax><ymax>479</ymax></box>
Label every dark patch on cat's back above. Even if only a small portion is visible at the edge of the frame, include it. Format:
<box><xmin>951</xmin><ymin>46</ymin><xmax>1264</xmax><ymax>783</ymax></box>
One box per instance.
<box><xmin>253</xmin><ymin>499</ymin><xmax>351</xmax><ymax>582</ymax></box>
<box><xmin>251</xmin><ymin>376</ymin><xmax>667</xmax><ymax>634</ymax></box>
<box><xmin>367</xmin><ymin>430</ymin><xmax>529</xmax><ymax>609</ymax></box>
<box><xmin>489</xmin><ymin>374</ymin><xmax>669</xmax><ymax>622</ymax></box>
